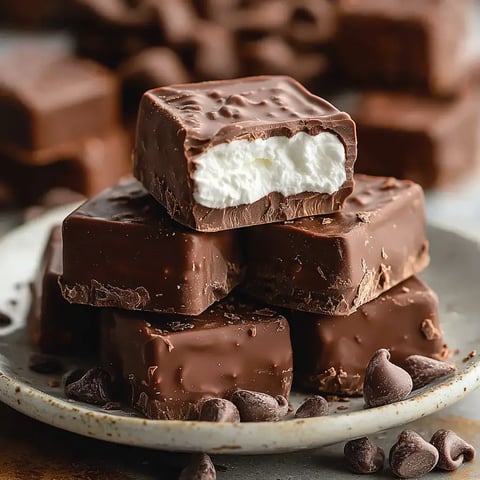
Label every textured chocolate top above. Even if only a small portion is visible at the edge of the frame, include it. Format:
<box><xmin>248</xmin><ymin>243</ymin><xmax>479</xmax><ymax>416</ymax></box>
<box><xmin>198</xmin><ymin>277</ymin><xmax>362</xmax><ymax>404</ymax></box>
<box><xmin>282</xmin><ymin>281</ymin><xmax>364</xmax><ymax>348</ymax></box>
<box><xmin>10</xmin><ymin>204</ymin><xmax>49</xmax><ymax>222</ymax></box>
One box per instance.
<box><xmin>145</xmin><ymin>75</ymin><xmax>353</xmax><ymax>157</ymax></box>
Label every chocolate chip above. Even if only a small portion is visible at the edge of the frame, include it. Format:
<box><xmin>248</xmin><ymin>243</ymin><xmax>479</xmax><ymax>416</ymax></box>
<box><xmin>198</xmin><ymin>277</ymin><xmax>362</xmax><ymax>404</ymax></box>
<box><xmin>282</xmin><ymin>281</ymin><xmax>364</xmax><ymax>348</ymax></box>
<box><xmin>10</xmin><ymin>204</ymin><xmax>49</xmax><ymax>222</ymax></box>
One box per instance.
<box><xmin>64</xmin><ymin>368</ymin><xmax>114</xmax><ymax>406</ymax></box>
<box><xmin>430</xmin><ymin>429</ymin><xmax>475</xmax><ymax>471</ymax></box>
<box><xmin>344</xmin><ymin>437</ymin><xmax>385</xmax><ymax>474</ymax></box>
<box><xmin>198</xmin><ymin>398</ymin><xmax>240</xmax><ymax>422</ymax></box>
<box><xmin>389</xmin><ymin>430</ymin><xmax>439</xmax><ymax>478</ymax></box>
<box><xmin>0</xmin><ymin>311</ymin><xmax>12</xmax><ymax>327</ymax></box>
<box><xmin>363</xmin><ymin>349</ymin><xmax>413</xmax><ymax>408</ymax></box>
<box><xmin>403</xmin><ymin>355</ymin><xmax>457</xmax><ymax>390</ymax></box>
<box><xmin>179</xmin><ymin>453</ymin><xmax>216</xmax><ymax>480</ymax></box>
<box><xmin>294</xmin><ymin>396</ymin><xmax>329</xmax><ymax>418</ymax></box>
<box><xmin>230</xmin><ymin>390</ymin><xmax>289</xmax><ymax>422</ymax></box>
<box><xmin>28</xmin><ymin>353</ymin><xmax>64</xmax><ymax>374</ymax></box>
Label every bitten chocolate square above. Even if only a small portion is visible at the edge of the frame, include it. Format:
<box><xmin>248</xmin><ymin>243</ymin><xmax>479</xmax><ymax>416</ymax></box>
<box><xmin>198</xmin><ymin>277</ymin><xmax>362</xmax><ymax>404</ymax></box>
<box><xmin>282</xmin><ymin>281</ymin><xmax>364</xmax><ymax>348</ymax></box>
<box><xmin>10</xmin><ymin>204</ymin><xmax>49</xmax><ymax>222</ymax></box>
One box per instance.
<box><xmin>134</xmin><ymin>75</ymin><xmax>356</xmax><ymax>232</ymax></box>
<box><xmin>101</xmin><ymin>300</ymin><xmax>293</xmax><ymax>420</ymax></box>
<box><xmin>60</xmin><ymin>178</ymin><xmax>244</xmax><ymax>315</ymax></box>
<box><xmin>289</xmin><ymin>277</ymin><xmax>446</xmax><ymax>395</ymax></box>
<box><xmin>244</xmin><ymin>174</ymin><xmax>429</xmax><ymax>315</ymax></box>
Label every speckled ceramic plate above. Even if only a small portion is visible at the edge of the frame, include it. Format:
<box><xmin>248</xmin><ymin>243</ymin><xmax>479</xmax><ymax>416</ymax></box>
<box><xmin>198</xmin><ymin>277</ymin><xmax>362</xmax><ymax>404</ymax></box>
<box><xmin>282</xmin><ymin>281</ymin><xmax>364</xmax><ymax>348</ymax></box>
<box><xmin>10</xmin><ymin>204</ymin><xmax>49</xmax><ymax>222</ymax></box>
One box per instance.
<box><xmin>0</xmin><ymin>205</ymin><xmax>479</xmax><ymax>454</ymax></box>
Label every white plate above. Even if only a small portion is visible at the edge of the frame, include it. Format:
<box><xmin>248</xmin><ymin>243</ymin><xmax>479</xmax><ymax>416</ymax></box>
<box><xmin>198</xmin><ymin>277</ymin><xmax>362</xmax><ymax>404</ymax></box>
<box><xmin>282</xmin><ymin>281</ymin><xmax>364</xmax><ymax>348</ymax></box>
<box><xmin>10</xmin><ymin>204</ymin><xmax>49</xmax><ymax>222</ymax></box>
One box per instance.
<box><xmin>0</xmin><ymin>206</ymin><xmax>479</xmax><ymax>455</ymax></box>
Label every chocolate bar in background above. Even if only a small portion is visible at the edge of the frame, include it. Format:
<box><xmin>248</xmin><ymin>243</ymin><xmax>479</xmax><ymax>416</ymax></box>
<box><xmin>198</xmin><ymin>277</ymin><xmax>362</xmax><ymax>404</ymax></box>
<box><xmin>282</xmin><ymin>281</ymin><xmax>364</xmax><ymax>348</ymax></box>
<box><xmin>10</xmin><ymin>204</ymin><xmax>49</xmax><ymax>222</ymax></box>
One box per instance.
<box><xmin>335</xmin><ymin>0</ymin><xmax>472</xmax><ymax>96</ymax></box>
<box><xmin>289</xmin><ymin>276</ymin><xmax>446</xmax><ymax>396</ymax></box>
<box><xmin>353</xmin><ymin>90</ymin><xmax>480</xmax><ymax>189</ymax></box>
<box><xmin>0</xmin><ymin>128</ymin><xmax>131</xmax><ymax>207</ymax></box>
<box><xmin>134</xmin><ymin>75</ymin><xmax>356</xmax><ymax>232</ymax></box>
<box><xmin>60</xmin><ymin>179</ymin><xmax>244</xmax><ymax>315</ymax></box>
<box><xmin>28</xmin><ymin>226</ymin><xmax>98</xmax><ymax>355</ymax></box>
<box><xmin>244</xmin><ymin>174</ymin><xmax>429</xmax><ymax>316</ymax></box>
<box><xmin>101</xmin><ymin>299</ymin><xmax>293</xmax><ymax>420</ymax></box>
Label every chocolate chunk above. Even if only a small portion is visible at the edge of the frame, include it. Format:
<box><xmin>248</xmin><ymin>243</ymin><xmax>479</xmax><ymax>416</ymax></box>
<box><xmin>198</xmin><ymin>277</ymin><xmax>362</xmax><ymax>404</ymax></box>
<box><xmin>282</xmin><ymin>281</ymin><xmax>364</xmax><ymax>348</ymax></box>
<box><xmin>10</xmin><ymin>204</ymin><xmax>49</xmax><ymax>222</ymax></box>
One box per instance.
<box><xmin>101</xmin><ymin>301</ymin><xmax>292</xmax><ymax>420</ymax></box>
<box><xmin>0</xmin><ymin>312</ymin><xmax>12</xmax><ymax>327</ymax></box>
<box><xmin>134</xmin><ymin>75</ymin><xmax>356</xmax><ymax>232</ymax></box>
<box><xmin>198</xmin><ymin>398</ymin><xmax>240</xmax><ymax>423</ymax></box>
<box><xmin>28</xmin><ymin>353</ymin><xmax>64</xmax><ymax>375</ymax></box>
<box><xmin>389</xmin><ymin>430</ymin><xmax>439</xmax><ymax>479</ymax></box>
<box><xmin>344</xmin><ymin>437</ymin><xmax>385</xmax><ymax>474</ymax></box>
<box><xmin>403</xmin><ymin>355</ymin><xmax>457</xmax><ymax>390</ymax></box>
<box><xmin>245</xmin><ymin>175</ymin><xmax>429</xmax><ymax>315</ymax></box>
<box><xmin>179</xmin><ymin>453</ymin><xmax>216</xmax><ymax>480</ymax></box>
<box><xmin>60</xmin><ymin>178</ymin><xmax>244</xmax><ymax>315</ymax></box>
<box><xmin>430</xmin><ymin>429</ymin><xmax>475</xmax><ymax>471</ymax></box>
<box><xmin>290</xmin><ymin>277</ymin><xmax>444</xmax><ymax>395</ymax></box>
<box><xmin>27</xmin><ymin>226</ymin><xmax>99</xmax><ymax>355</ymax></box>
<box><xmin>230</xmin><ymin>390</ymin><xmax>289</xmax><ymax>422</ymax></box>
<box><xmin>294</xmin><ymin>396</ymin><xmax>329</xmax><ymax>418</ymax></box>
<box><xmin>363</xmin><ymin>349</ymin><xmax>413</xmax><ymax>408</ymax></box>
<box><xmin>64</xmin><ymin>367</ymin><xmax>114</xmax><ymax>406</ymax></box>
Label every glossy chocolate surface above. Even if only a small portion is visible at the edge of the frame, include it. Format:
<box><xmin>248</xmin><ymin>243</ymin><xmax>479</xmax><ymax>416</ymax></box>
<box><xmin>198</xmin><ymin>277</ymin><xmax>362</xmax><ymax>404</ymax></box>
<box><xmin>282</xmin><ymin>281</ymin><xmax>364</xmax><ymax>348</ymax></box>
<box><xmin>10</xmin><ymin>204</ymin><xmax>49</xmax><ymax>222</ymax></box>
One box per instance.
<box><xmin>101</xmin><ymin>299</ymin><xmax>293</xmax><ymax>420</ymax></box>
<box><xmin>245</xmin><ymin>174</ymin><xmax>429</xmax><ymax>315</ymax></box>
<box><xmin>28</xmin><ymin>227</ymin><xmax>98</xmax><ymax>355</ymax></box>
<box><xmin>134</xmin><ymin>75</ymin><xmax>356</xmax><ymax>232</ymax></box>
<box><xmin>60</xmin><ymin>178</ymin><xmax>244</xmax><ymax>315</ymax></box>
<box><xmin>289</xmin><ymin>276</ymin><xmax>445</xmax><ymax>395</ymax></box>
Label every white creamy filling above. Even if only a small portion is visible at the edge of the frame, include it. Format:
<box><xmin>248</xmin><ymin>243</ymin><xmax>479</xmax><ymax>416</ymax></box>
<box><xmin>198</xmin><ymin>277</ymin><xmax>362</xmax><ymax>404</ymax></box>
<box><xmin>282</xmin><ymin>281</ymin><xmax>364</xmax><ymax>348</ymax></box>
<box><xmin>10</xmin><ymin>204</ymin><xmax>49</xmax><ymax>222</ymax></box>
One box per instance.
<box><xmin>192</xmin><ymin>131</ymin><xmax>346</xmax><ymax>209</ymax></box>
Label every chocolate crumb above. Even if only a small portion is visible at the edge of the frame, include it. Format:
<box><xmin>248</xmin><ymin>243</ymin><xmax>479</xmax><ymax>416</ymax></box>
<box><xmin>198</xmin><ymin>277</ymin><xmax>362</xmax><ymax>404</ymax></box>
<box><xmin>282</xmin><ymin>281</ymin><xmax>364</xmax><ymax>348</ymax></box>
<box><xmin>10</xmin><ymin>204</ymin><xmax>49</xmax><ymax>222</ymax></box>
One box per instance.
<box><xmin>104</xmin><ymin>401</ymin><xmax>122</xmax><ymax>411</ymax></box>
<box><xmin>7</xmin><ymin>298</ymin><xmax>17</xmax><ymax>306</ymax></box>
<box><xmin>430</xmin><ymin>429</ymin><xmax>475</xmax><ymax>471</ymax></box>
<box><xmin>356</xmin><ymin>212</ymin><xmax>371</xmax><ymax>223</ymax></box>
<box><xmin>463</xmin><ymin>350</ymin><xmax>476</xmax><ymax>362</ymax></box>
<box><xmin>322</xmin><ymin>217</ymin><xmax>333</xmax><ymax>225</ymax></box>
<box><xmin>253</xmin><ymin>308</ymin><xmax>276</xmax><ymax>317</ymax></box>
<box><xmin>344</xmin><ymin>437</ymin><xmax>384</xmax><ymax>474</ymax></box>
<box><xmin>421</xmin><ymin>318</ymin><xmax>442</xmax><ymax>340</ymax></box>
<box><xmin>381</xmin><ymin>247</ymin><xmax>388</xmax><ymax>259</ymax></box>
<box><xmin>47</xmin><ymin>379</ymin><xmax>60</xmax><ymax>388</ymax></box>
<box><xmin>337</xmin><ymin>405</ymin><xmax>349</xmax><ymax>411</ymax></box>
<box><xmin>29</xmin><ymin>353</ymin><xmax>64</xmax><ymax>374</ymax></box>
<box><xmin>248</xmin><ymin>326</ymin><xmax>257</xmax><ymax>337</ymax></box>
<box><xmin>0</xmin><ymin>311</ymin><xmax>12</xmax><ymax>327</ymax></box>
<box><xmin>179</xmin><ymin>453</ymin><xmax>216</xmax><ymax>480</ymax></box>
<box><xmin>64</xmin><ymin>368</ymin><xmax>114</xmax><ymax>406</ymax></box>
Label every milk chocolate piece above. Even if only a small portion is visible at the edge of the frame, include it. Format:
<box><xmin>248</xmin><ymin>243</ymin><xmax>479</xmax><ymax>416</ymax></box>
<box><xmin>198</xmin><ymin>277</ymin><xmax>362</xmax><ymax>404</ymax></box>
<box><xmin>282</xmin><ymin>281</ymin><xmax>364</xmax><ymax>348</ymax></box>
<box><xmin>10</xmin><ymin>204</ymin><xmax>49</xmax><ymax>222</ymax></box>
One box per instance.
<box><xmin>430</xmin><ymin>429</ymin><xmax>475</xmax><ymax>471</ymax></box>
<box><xmin>344</xmin><ymin>437</ymin><xmax>385</xmax><ymax>474</ymax></box>
<box><xmin>245</xmin><ymin>175</ymin><xmax>429</xmax><ymax>315</ymax></box>
<box><xmin>353</xmin><ymin>91</ymin><xmax>480</xmax><ymax>189</ymax></box>
<box><xmin>403</xmin><ymin>355</ymin><xmax>457</xmax><ymax>390</ymax></box>
<box><xmin>0</xmin><ymin>128</ymin><xmax>131</xmax><ymax>206</ymax></box>
<box><xmin>336</xmin><ymin>0</ymin><xmax>471</xmax><ymax>95</ymax></box>
<box><xmin>180</xmin><ymin>454</ymin><xmax>216</xmax><ymax>480</ymax></box>
<box><xmin>64</xmin><ymin>367</ymin><xmax>114</xmax><ymax>406</ymax></box>
<box><xmin>230</xmin><ymin>390</ymin><xmax>289</xmax><ymax>422</ymax></box>
<box><xmin>134</xmin><ymin>75</ymin><xmax>356</xmax><ymax>232</ymax></box>
<box><xmin>0</xmin><ymin>49</ymin><xmax>119</xmax><ymax>158</ymax></box>
<box><xmin>27</xmin><ymin>227</ymin><xmax>98</xmax><ymax>355</ymax></box>
<box><xmin>101</xmin><ymin>300</ymin><xmax>293</xmax><ymax>420</ymax></box>
<box><xmin>61</xmin><ymin>179</ymin><xmax>244</xmax><ymax>315</ymax></box>
<box><xmin>289</xmin><ymin>277</ymin><xmax>445</xmax><ymax>395</ymax></box>
<box><xmin>294</xmin><ymin>395</ymin><xmax>329</xmax><ymax>418</ymax></box>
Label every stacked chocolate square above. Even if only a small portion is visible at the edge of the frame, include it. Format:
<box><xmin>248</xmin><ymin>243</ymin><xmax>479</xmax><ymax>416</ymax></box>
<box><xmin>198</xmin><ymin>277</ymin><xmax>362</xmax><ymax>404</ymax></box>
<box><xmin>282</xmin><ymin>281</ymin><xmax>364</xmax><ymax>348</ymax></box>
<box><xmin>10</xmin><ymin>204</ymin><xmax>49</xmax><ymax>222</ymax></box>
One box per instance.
<box><xmin>29</xmin><ymin>76</ymin><xmax>447</xmax><ymax>420</ymax></box>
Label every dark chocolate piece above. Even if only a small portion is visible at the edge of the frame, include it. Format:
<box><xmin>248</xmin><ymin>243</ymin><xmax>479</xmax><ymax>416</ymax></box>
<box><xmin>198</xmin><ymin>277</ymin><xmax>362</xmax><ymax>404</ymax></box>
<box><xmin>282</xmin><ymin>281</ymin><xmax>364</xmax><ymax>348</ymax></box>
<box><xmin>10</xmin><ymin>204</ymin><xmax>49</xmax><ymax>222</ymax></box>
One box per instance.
<box><xmin>363</xmin><ymin>349</ymin><xmax>413</xmax><ymax>408</ymax></box>
<box><xmin>101</xmin><ymin>299</ymin><xmax>292</xmax><ymax>420</ymax></box>
<box><xmin>389</xmin><ymin>430</ymin><xmax>439</xmax><ymax>479</ymax></box>
<box><xmin>27</xmin><ymin>226</ymin><xmax>99</xmax><ymax>355</ymax></box>
<box><xmin>230</xmin><ymin>390</ymin><xmax>289</xmax><ymax>422</ymax></box>
<box><xmin>134</xmin><ymin>75</ymin><xmax>356</xmax><ymax>232</ymax></box>
<box><xmin>64</xmin><ymin>367</ymin><xmax>114</xmax><ymax>406</ymax></box>
<box><xmin>430</xmin><ymin>429</ymin><xmax>475</xmax><ymax>471</ymax></box>
<box><xmin>403</xmin><ymin>355</ymin><xmax>457</xmax><ymax>390</ymax></box>
<box><xmin>245</xmin><ymin>174</ymin><xmax>429</xmax><ymax>315</ymax></box>
<box><xmin>28</xmin><ymin>354</ymin><xmax>64</xmax><ymax>375</ymax></box>
<box><xmin>294</xmin><ymin>396</ymin><xmax>329</xmax><ymax>418</ymax></box>
<box><xmin>353</xmin><ymin>90</ymin><xmax>480</xmax><ymax>189</ymax></box>
<box><xmin>198</xmin><ymin>398</ymin><xmax>240</xmax><ymax>423</ymax></box>
<box><xmin>344</xmin><ymin>437</ymin><xmax>385</xmax><ymax>474</ymax></box>
<box><xmin>0</xmin><ymin>49</ymin><xmax>119</xmax><ymax>157</ymax></box>
<box><xmin>179</xmin><ymin>453</ymin><xmax>216</xmax><ymax>480</ymax></box>
<box><xmin>60</xmin><ymin>178</ymin><xmax>244</xmax><ymax>315</ymax></box>
<box><xmin>335</xmin><ymin>0</ymin><xmax>471</xmax><ymax>95</ymax></box>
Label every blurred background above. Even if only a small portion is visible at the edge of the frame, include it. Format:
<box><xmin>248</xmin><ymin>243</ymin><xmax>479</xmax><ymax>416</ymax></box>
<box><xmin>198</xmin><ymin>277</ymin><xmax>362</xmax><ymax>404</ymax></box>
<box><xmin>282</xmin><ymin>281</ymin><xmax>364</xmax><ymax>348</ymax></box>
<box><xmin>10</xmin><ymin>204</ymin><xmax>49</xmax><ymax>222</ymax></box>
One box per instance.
<box><xmin>0</xmin><ymin>0</ymin><xmax>479</xmax><ymax>236</ymax></box>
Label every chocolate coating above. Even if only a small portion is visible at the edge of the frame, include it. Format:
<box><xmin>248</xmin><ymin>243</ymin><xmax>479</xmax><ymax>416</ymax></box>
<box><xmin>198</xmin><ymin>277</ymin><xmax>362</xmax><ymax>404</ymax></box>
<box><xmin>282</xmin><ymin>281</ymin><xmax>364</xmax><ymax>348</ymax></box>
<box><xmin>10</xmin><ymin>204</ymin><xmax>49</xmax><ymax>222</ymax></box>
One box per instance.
<box><xmin>289</xmin><ymin>276</ymin><xmax>445</xmax><ymax>395</ymax></box>
<box><xmin>134</xmin><ymin>75</ymin><xmax>356</xmax><ymax>232</ymax></box>
<box><xmin>60</xmin><ymin>178</ymin><xmax>244</xmax><ymax>315</ymax></box>
<box><xmin>27</xmin><ymin>226</ymin><xmax>98</xmax><ymax>355</ymax></box>
<box><xmin>100</xmin><ymin>299</ymin><xmax>293</xmax><ymax>420</ymax></box>
<box><xmin>245</xmin><ymin>174</ymin><xmax>429</xmax><ymax>315</ymax></box>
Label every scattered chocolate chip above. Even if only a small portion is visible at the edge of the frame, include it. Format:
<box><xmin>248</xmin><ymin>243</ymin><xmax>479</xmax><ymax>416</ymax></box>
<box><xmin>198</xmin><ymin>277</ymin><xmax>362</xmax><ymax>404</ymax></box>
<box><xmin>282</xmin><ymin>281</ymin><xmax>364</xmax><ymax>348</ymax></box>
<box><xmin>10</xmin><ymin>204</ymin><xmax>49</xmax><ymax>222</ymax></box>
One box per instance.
<box><xmin>47</xmin><ymin>378</ymin><xmax>60</xmax><ymax>388</ymax></box>
<box><xmin>294</xmin><ymin>395</ymin><xmax>329</xmax><ymax>418</ymax></box>
<box><xmin>179</xmin><ymin>453</ymin><xmax>216</xmax><ymax>480</ymax></box>
<box><xmin>230</xmin><ymin>390</ymin><xmax>288</xmax><ymax>422</ymax></box>
<box><xmin>104</xmin><ymin>401</ymin><xmax>122</xmax><ymax>411</ymax></box>
<box><xmin>356</xmin><ymin>212</ymin><xmax>371</xmax><ymax>223</ymax></box>
<box><xmin>363</xmin><ymin>349</ymin><xmax>413</xmax><ymax>408</ymax></box>
<box><xmin>337</xmin><ymin>405</ymin><xmax>349</xmax><ymax>411</ymax></box>
<box><xmin>462</xmin><ymin>350</ymin><xmax>476</xmax><ymax>362</ymax></box>
<box><xmin>198</xmin><ymin>398</ymin><xmax>240</xmax><ymax>422</ymax></box>
<box><xmin>389</xmin><ymin>430</ymin><xmax>439</xmax><ymax>479</ymax></box>
<box><xmin>28</xmin><ymin>353</ymin><xmax>64</xmax><ymax>374</ymax></box>
<box><xmin>430</xmin><ymin>429</ymin><xmax>475</xmax><ymax>471</ymax></box>
<box><xmin>64</xmin><ymin>368</ymin><xmax>114</xmax><ymax>406</ymax></box>
<box><xmin>0</xmin><ymin>311</ymin><xmax>12</xmax><ymax>327</ymax></box>
<box><xmin>7</xmin><ymin>298</ymin><xmax>17</xmax><ymax>306</ymax></box>
<box><xmin>344</xmin><ymin>437</ymin><xmax>385</xmax><ymax>474</ymax></box>
<box><xmin>403</xmin><ymin>355</ymin><xmax>457</xmax><ymax>389</ymax></box>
